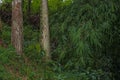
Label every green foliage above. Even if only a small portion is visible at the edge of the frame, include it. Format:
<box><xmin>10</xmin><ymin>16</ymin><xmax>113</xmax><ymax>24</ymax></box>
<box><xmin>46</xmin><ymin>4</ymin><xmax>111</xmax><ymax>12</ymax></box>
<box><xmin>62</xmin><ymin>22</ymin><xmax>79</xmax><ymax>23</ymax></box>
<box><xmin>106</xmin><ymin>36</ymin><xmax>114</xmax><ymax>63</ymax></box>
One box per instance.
<box><xmin>23</xmin><ymin>0</ymin><xmax>40</xmax><ymax>15</ymax></box>
<box><xmin>1</xmin><ymin>24</ymin><xmax>111</xmax><ymax>80</ymax></box>
<box><xmin>0</xmin><ymin>45</ymin><xmax>17</xmax><ymax>80</ymax></box>
<box><xmin>1</xmin><ymin>0</ymin><xmax>12</xmax><ymax>3</ymax></box>
<box><xmin>0</xmin><ymin>24</ymin><xmax>46</xmax><ymax>80</ymax></box>
<box><xmin>50</xmin><ymin>0</ymin><xmax>120</xmax><ymax>79</ymax></box>
<box><xmin>2</xmin><ymin>24</ymin><xmax>11</xmax><ymax>44</ymax></box>
<box><xmin>0</xmin><ymin>0</ymin><xmax>120</xmax><ymax>80</ymax></box>
<box><xmin>48</xmin><ymin>0</ymin><xmax>72</xmax><ymax>13</ymax></box>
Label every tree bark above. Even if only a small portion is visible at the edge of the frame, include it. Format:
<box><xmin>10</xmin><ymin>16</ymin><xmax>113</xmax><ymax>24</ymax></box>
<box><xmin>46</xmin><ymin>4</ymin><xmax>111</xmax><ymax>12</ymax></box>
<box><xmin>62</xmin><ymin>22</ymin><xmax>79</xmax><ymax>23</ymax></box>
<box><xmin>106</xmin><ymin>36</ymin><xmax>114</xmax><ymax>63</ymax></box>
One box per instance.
<box><xmin>11</xmin><ymin>0</ymin><xmax>23</xmax><ymax>55</ymax></box>
<box><xmin>41</xmin><ymin>0</ymin><xmax>51</xmax><ymax>62</ymax></box>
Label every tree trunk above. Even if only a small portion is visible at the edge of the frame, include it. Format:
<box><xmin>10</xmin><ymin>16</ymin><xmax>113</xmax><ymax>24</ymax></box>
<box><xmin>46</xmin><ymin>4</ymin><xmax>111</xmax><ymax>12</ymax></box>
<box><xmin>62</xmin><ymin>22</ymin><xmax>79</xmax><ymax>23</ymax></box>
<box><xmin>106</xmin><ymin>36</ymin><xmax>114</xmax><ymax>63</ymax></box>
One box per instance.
<box><xmin>11</xmin><ymin>0</ymin><xmax>23</xmax><ymax>55</ymax></box>
<box><xmin>22</xmin><ymin>0</ymin><xmax>24</xmax><ymax>8</ymax></box>
<box><xmin>27</xmin><ymin>0</ymin><xmax>31</xmax><ymax>20</ymax></box>
<box><xmin>0</xmin><ymin>17</ymin><xmax>2</xmax><ymax>46</ymax></box>
<box><xmin>0</xmin><ymin>17</ymin><xmax>2</xmax><ymax>32</ymax></box>
<box><xmin>41</xmin><ymin>0</ymin><xmax>51</xmax><ymax>62</ymax></box>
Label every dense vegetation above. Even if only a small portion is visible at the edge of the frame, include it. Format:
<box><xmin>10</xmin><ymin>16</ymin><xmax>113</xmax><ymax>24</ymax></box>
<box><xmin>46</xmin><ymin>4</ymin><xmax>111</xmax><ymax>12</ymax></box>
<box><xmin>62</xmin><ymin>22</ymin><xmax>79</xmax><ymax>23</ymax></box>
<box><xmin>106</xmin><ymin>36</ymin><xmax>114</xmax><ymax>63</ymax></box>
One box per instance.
<box><xmin>0</xmin><ymin>0</ymin><xmax>120</xmax><ymax>80</ymax></box>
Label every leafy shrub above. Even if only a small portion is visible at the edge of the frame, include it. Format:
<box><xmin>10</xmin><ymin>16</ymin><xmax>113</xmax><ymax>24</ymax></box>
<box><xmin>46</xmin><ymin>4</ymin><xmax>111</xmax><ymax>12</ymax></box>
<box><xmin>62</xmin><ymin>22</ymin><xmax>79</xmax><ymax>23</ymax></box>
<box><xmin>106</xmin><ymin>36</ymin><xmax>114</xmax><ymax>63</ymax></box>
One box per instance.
<box><xmin>50</xmin><ymin>0</ymin><xmax>120</xmax><ymax>79</ymax></box>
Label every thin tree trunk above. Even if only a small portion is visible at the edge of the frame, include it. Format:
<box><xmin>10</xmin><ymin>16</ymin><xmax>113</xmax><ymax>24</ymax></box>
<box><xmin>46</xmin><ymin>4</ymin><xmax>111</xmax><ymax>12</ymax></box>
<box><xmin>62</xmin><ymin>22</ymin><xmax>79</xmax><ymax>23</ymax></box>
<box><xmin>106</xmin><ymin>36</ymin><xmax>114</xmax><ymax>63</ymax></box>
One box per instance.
<box><xmin>11</xmin><ymin>0</ymin><xmax>23</xmax><ymax>55</ymax></box>
<box><xmin>0</xmin><ymin>17</ymin><xmax>2</xmax><ymax>46</ymax></box>
<box><xmin>22</xmin><ymin>0</ymin><xmax>24</xmax><ymax>8</ymax></box>
<box><xmin>0</xmin><ymin>17</ymin><xmax>2</xmax><ymax>32</ymax></box>
<box><xmin>22</xmin><ymin>0</ymin><xmax>24</xmax><ymax>13</ymax></box>
<box><xmin>27</xmin><ymin>0</ymin><xmax>31</xmax><ymax>20</ymax></box>
<box><xmin>0</xmin><ymin>17</ymin><xmax>2</xmax><ymax>39</ymax></box>
<box><xmin>41</xmin><ymin>0</ymin><xmax>51</xmax><ymax>62</ymax></box>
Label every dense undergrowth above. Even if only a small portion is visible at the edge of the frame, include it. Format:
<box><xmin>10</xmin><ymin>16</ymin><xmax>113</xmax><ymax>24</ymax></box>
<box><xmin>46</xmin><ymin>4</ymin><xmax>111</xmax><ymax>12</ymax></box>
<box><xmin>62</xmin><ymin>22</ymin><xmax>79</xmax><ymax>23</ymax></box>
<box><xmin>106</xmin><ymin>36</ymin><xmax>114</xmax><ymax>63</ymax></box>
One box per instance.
<box><xmin>0</xmin><ymin>24</ymin><xmax>112</xmax><ymax>80</ymax></box>
<box><xmin>0</xmin><ymin>0</ymin><xmax>120</xmax><ymax>80</ymax></box>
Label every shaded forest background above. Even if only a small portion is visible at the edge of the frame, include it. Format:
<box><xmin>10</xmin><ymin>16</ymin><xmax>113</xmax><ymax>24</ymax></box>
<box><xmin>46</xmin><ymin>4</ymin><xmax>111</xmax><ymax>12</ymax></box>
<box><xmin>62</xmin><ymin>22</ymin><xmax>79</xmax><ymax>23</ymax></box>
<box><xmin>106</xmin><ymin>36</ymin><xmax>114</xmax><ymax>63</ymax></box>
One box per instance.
<box><xmin>0</xmin><ymin>0</ymin><xmax>120</xmax><ymax>80</ymax></box>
